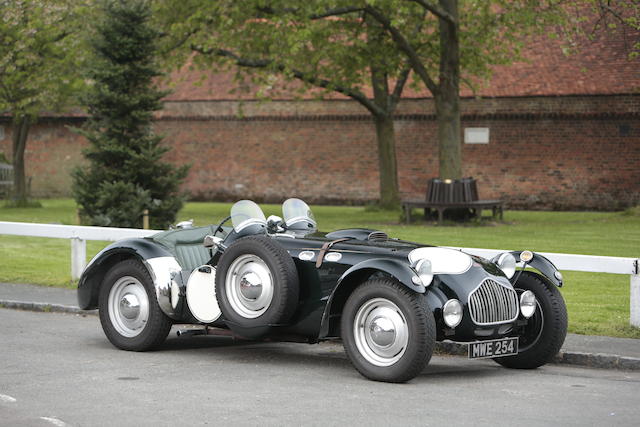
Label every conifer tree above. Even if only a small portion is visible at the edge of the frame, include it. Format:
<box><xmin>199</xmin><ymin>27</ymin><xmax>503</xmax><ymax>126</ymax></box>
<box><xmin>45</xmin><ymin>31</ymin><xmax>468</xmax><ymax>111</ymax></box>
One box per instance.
<box><xmin>73</xmin><ymin>0</ymin><xmax>188</xmax><ymax>228</ymax></box>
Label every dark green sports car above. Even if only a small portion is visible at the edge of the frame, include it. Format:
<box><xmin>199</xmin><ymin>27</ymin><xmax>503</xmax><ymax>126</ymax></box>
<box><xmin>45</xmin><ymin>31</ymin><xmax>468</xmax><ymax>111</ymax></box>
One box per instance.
<box><xmin>79</xmin><ymin>199</ymin><xmax>568</xmax><ymax>383</ymax></box>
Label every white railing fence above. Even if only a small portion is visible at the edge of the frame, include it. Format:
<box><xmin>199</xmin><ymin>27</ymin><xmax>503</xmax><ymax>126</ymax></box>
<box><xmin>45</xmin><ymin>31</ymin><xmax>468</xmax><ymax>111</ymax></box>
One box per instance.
<box><xmin>0</xmin><ymin>221</ymin><xmax>638</xmax><ymax>327</ymax></box>
<box><xmin>0</xmin><ymin>221</ymin><xmax>160</xmax><ymax>280</ymax></box>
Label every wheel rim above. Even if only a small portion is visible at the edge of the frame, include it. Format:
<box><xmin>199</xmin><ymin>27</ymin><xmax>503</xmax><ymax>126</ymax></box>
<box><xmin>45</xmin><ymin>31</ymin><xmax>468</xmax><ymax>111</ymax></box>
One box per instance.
<box><xmin>225</xmin><ymin>254</ymin><xmax>274</xmax><ymax>319</ymax></box>
<box><xmin>516</xmin><ymin>288</ymin><xmax>544</xmax><ymax>352</ymax></box>
<box><xmin>108</xmin><ymin>276</ymin><xmax>150</xmax><ymax>338</ymax></box>
<box><xmin>353</xmin><ymin>298</ymin><xmax>409</xmax><ymax>367</ymax></box>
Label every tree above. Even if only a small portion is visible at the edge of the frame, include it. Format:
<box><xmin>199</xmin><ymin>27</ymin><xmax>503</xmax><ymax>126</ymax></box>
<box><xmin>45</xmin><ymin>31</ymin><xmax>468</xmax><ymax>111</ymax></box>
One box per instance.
<box><xmin>158</xmin><ymin>1</ymin><xmax>427</xmax><ymax>208</ymax></box>
<box><xmin>160</xmin><ymin>1</ymin><xmax>632</xmax><ymax>194</ymax></box>
<box><xmin>0</xmin><ymin>0</ymin><xmax>83</xmax><ymax>205</ymax></box>
<box><xmin>369</xmin><ymin>0</ymin><xmax>640</xmax><ymax>179</ymax></box>
<box><xmin>573</xmin><ymin>0</ymin><xmax>639</xmax><ymax>58</ymax></box>
<box><xmin>73</xmin><ymin>0</ymin><xmax>188</xmax><ymax>228</ymax></box>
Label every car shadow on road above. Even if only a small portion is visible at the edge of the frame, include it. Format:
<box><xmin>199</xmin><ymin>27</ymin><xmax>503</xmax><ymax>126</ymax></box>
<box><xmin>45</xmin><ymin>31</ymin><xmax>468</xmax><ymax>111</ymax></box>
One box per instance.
<box><xmin>153</xmin><ymin>334</ymin><xmax>498</xmax><ymax>383</ymax></box>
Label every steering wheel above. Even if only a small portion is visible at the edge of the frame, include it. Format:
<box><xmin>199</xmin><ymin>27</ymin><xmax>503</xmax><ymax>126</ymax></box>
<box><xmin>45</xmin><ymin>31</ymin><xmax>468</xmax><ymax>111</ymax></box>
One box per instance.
<box><xmin>213</xmin><ymin>215</ymin><xmax>232</xmax><ymax>238</ymax></box>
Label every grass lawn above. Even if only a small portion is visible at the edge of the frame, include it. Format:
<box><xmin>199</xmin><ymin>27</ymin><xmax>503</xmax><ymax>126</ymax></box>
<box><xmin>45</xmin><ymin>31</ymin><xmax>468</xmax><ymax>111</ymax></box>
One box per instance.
<box><xmin>1</xmin><ymin>198</ymin><xmax>639</xmax><ymax>338</ymax></box>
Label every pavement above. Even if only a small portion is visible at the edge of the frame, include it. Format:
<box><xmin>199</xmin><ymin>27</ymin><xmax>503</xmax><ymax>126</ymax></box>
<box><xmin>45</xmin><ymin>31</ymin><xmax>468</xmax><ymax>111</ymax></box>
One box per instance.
<box><xmin>1</xmin><ymin>281</ymin><xmax>639</xmax><ymax>371</ymax></box>
<box><xmin>4</xmin><ymin>308</ymin><xmax>640</xmax><ymax>426</ymax></box>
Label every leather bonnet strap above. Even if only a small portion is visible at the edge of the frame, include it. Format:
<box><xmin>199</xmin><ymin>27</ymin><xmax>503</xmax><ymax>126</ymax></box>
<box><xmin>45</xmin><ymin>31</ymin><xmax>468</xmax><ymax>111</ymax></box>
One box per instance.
<box><xmin>315</xmin><ymin>238</ymin><xmax>352</xmax><ymax>268</ymax></box>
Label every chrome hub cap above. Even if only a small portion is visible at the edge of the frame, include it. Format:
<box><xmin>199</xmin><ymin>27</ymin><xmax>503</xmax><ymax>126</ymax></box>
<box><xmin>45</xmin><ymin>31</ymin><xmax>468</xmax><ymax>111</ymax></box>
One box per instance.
<box><xmin>226</xmin><ymin>255</ymin><xmax>273</xmax><ymax>318</ymax></box>
<box><xmin>119</xmin><ymin>293</ymin><xmax>141</xmax><ymax>320</ymax></box>
<box><xmin>108</xmin><ymin>276</ymin><xmax>149</xmax><ymax>338</ymax></box>
<box><xmin>369</xmin><ymin>316</ymin><xmax>396</xmax><ymax>347</ymax></box>
<box><xmin>239</xmin><ymin>272</ymin><xmax>263</xmax><ymax>300</ymax></box>
<box><xmin>354</xmin><ymin>298</ymin><xmax>409</xmax><ymax>367</ymax></box>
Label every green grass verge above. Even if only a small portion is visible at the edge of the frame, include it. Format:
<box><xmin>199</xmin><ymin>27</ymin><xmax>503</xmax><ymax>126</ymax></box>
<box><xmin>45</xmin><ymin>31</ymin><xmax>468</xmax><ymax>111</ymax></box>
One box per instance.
<box><xmin>1</xmin><ymin>199</ymin><xmax>638</xmax><ymax>338</ymax></box>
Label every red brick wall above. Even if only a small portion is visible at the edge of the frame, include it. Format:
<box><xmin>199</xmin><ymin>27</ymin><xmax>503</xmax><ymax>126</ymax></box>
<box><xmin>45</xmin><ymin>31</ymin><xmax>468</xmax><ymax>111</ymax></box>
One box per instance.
<box><xmin>0</xmin><ymin>120</ymin><xmax>87</xmax><ymax>198</ymax></box>
<box><xmin>1</xmin><ymin>94</ymin><xmax>638</xmax><ymax>210</ymax></box>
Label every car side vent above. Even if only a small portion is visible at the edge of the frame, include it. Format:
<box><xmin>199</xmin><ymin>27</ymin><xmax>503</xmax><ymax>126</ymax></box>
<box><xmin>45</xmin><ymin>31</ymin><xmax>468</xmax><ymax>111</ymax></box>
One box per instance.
<box><xmin>367</xmin><ymin>231</ymin><xmax>388</xmax><ymax>242</ymax></box>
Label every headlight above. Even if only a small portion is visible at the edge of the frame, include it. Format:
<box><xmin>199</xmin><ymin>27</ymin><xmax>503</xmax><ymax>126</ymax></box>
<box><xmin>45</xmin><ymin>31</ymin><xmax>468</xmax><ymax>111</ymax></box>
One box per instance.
<box><xmin>443</xmin><ymin>299</ymin><xmax>463</xmax><ymax>328</ymax></box>
<box><xmin>412</xmin><ymin>258</ymin><xmax>433</xmax><ymax>287</ymax></box>
<box><xmin>520</xmin><ymin>290</ymin><xmax>536</xmax><ymax>318</ymax></box>
<box><xmin>495</xmin><ymin>252</ymin><xmax>516</xmax><ymax>279</ymax></box>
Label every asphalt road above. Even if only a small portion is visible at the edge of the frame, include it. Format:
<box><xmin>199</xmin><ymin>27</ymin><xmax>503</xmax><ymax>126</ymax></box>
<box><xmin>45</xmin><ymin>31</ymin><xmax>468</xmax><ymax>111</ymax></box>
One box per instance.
<box><xmin>1</xmin><ymin>309</ymin><xmax>639</xmax><ymax>427</ymax></box>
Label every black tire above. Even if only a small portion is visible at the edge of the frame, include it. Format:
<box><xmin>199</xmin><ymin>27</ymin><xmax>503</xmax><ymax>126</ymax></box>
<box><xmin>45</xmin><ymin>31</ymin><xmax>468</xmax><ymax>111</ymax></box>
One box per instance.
<box><xmin>341</xmin><ymin>278</ymin><xmax>436</xmax><ymax>383</ymax></box>
<box><xmin>98</xmin><ymin>259</ymin><xmax>172</xmax><ymax>351</ymax></box>
<box><xmin>215</xmin><ymin>235</ymin><xmax>299</xmax><ymax>336</ymax></box>
<box><xmin>494</xmin><ymin>272</ymin><xmax>568</xmax><ymax>369</ymax></box>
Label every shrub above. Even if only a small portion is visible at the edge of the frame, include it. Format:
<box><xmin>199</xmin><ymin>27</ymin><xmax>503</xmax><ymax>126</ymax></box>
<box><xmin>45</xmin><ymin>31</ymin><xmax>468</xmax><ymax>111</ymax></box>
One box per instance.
<box><xmin>72</xmin><ymin>0</ymin><xmax>188</xmax><ymax>229</ymax></box>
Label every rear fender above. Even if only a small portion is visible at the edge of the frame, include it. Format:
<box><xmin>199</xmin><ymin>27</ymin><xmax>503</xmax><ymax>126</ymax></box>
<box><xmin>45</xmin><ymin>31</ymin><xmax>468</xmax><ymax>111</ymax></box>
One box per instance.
<box><xmin>78</xmin><ymin>238</ymin><xmax>182</xmax><ymax>319</ymax></box>
<box><xmin>318</xmin><ymin>258</ymin><xmax>424</xmax><ymax>339</ymax></box>
<box><xmin>510</xmin><ymin>251</ymin><xmax>563</xmax><ymax>287</ymax></box>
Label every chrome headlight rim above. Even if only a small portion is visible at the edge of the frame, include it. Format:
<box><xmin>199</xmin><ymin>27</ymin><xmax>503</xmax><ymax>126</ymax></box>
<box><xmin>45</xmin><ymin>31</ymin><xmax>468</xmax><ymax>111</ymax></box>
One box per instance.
<box><xmin>520</xmin><ymin>290</ymin><xmax>536</xmax><ymax>318</ymax></box>
<box><xmin>496</xmin><ymin>252</ymin><xmax>516</xmax><ymax>279</ymax></box>
<box><xmin>443</xmin><ymin>298</ymin><xmax>463</xmax><ymax>328</ymax></box>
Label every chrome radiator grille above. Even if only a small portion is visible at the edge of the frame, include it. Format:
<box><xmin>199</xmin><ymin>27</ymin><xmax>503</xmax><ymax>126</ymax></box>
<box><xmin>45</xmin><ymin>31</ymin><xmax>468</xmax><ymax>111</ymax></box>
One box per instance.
<box><xmin>468</xmin><ymin>279</ymin><xmax>519</xmax><ymax>325</ymax></box>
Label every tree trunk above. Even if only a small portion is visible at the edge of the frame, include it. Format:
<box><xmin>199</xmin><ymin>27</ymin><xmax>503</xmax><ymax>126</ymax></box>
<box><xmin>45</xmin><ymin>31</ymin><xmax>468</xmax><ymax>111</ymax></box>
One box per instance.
<box><xmin>434</xmin><ymin>93</ymin><xmax>461</xmax><ymax>180</ymax></box>
<box><xmin>11</xmin><ymin>115</ymin><xmax>30</xmax><ymax>203</ymax></box>
<box><xmin>435</xmin><ymin>0</ymin><xmax>462</xmax><ymax>180</ymax></box>
<box><xmin>370</xmin><ymin>62</ymin><xmax>400</xmax><ymax>209</ymax></box>
<box><xmin>373</xmin><ymin>114</ymin><xmax>400</xmax><ymax>208</ymax></box>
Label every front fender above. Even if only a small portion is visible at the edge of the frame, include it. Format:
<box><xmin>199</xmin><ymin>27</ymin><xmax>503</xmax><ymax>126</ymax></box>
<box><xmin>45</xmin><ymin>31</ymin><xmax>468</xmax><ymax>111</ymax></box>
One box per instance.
<box><xmin>338</xmin><ymin>258</ymin><xmax>425</xmax><ymax>294</ymax></box>
<box><xmin>78</xmin><ymin>238</ymin><xmax>182</xmax><ymax>319</ymax></box>
<box><xmin>510</xmin><ymin>251</ymin><xmax>563</xmax><ymax>287</ymax></box>
<box><xmin>318</xmin><ymin>258</ymin><xmax>423</xmax><ymax>338</ymax></box>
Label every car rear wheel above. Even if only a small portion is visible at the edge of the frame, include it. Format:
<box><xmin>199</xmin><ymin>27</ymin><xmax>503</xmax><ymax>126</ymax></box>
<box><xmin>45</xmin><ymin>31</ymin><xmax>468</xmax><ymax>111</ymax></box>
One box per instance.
<box><xmin>98</xmin><ymin>259</ymin><xmax>172</xmax><ymax>351</ymax></box>
<box><xmin>493</xmin><ymin>272</ymin><xmax>567</xmax><ymax>369</ymax></box>
<box><xmin>341</xmin><ymin>278</ymin><xmax>435</xmax><ymax>383</ymax></box>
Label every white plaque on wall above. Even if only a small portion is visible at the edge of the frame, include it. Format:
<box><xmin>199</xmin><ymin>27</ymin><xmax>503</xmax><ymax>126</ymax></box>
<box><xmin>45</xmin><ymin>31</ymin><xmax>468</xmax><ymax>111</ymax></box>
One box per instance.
<box><xmin>464</xmin><ymin>127</ymin><xmax>489</xmax><ymax>144</ymax></box>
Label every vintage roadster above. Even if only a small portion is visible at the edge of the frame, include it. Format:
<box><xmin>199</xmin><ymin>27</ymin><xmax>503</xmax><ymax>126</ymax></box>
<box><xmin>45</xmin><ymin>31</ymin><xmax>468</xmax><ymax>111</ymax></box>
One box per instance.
<box><xmin>78</xmin><ymin>199</ymin><xmax>567</xmax><ymax>383</ymax></box>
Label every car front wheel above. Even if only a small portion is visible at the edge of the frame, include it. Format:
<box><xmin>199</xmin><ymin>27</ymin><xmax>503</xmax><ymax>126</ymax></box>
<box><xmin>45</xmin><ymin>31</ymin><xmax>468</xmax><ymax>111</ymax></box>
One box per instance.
<box><xmin>98</xmin><ymin>259</ymin><xmax>172</xmax><ymax>351</ymax></box>
<box><xmin>341</xmin><ymin>278</ymin><xmax>436</xmax><ymax>383</ymax></box>
<box><xmin>494</xmin><ymin>272</ymin><xmax>567</xmax><ymax>369</ymax></box>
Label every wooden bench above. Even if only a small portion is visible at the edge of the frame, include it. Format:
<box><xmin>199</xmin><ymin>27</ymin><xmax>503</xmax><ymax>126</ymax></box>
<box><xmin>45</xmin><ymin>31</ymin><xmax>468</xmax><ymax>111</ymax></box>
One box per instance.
<box><xmin>0</xmin><ymin>163</ymin><xmax>13</xmax><ymax>197</ymax></box>
<box><xmin>402</xmin><ymin>177</ymin><xmax>503</xmax><ymax>224</ymax></box>
<box><xmin>402</xmin><ymin>199</ymin><xmax>503</xmax><ymax>223</ymax></box>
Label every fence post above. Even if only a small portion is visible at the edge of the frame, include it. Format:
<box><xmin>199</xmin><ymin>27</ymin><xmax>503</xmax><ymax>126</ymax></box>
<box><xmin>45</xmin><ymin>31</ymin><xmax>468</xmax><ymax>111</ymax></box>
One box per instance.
<box><xmin>71</xmin><ymin>237</ymin><xmax>86</xmax><ymax>280</ymax></box>
<box><xmin>631</xmin><ymin>260</ymin><xmax>640</xmax><ymax>328</ymax></box>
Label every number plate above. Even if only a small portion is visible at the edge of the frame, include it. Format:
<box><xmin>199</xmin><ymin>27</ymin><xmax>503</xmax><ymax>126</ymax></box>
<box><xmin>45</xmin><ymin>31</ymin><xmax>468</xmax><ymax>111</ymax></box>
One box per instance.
<box><xmin>468</xmin><ymin>337</ymin><xmax>518</xmax><ymax>359</ymax></box>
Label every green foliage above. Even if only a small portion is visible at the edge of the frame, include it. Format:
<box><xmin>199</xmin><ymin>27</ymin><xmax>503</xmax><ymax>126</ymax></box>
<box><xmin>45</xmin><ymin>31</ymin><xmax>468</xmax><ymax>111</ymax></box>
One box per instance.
<box><xmin>0</xmin><ymin>0</ymin><xmax>86</xmax><ymax>203</ymax></box>
<box><xmin>73</xmin><ymin>0</ymin><xmax>188</xmax><ymax>229</ymax></box>
<box><xmin>157</xmin><ymin>1</ymin><xmax>408</xmax><ymax>99</ymax></box>
<box><xmin>156</xmin><ymin>1</ymin><xmax>574</xmax><ymax>98</ymax></box>
<box><xmin>560</xmin><ymin>0</ymin><xmax>640</xmax><ymax>59</ymax></box>
<box><xmin>0</xmin><ymin>0</ymin><xmax>84</xmax><ymax>117</ymax></box>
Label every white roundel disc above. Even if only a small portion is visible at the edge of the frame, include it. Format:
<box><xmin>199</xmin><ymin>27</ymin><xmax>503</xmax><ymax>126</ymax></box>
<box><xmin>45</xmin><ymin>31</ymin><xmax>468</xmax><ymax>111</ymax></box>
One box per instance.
<box><xmin>186</xmin><ymin>266</ymin><xmax>221</xmax><ymax>323</ymax></box>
